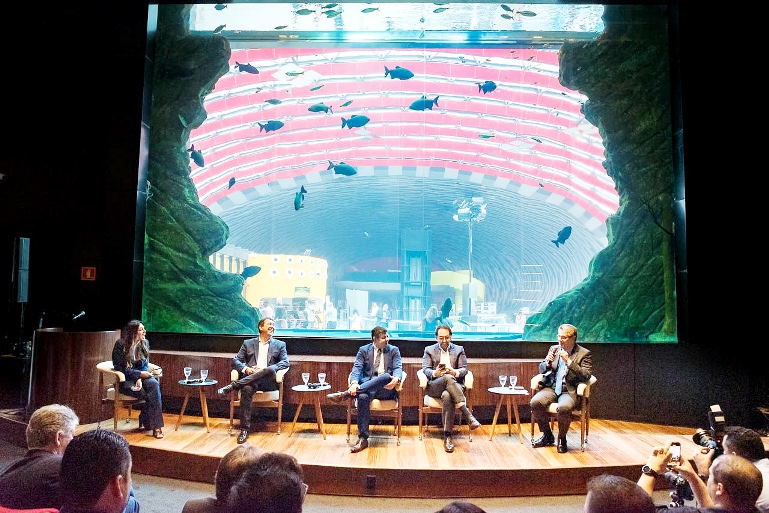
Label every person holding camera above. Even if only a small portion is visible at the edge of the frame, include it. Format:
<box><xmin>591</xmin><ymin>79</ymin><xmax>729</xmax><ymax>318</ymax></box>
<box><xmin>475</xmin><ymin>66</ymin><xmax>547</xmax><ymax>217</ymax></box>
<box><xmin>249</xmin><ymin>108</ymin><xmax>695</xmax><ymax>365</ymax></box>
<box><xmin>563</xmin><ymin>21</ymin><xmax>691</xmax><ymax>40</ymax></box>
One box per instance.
<box><xmin>693</xmin><ymin>426</ymin><xmax>769</xmax><ymax>512</ymax></box>
<box><xmin>638</xmin><ymin>442</ymin><xmax>763</xmax><ymax>512</ymax></box>
<box><xmin>530</xmin><ymin>323</ymin><xmax>592</xmax><ymax>453</ymax></box>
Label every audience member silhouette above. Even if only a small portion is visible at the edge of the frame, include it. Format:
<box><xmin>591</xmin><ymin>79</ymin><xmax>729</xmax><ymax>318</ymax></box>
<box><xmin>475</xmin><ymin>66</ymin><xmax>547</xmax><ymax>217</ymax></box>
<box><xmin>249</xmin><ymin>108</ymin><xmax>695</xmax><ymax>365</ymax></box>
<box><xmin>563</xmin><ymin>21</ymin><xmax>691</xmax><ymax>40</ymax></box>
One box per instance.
<box><xmin>584</xmin><ymin>474</ymin><xmax>654</xmax><ymax>513</ymax></box>
<box><xmin>181</xmin><ymin>443</ymin><xmax>264</xmax><ymax>513</ymax></box>
<box><xmin>227</xmin><ymin>452</ymin><xmax>305</xmax><ymax>513</ymax></box>
<box><xmin>59</xmin><ymin>429</ymin><xmax>134</xmax><ymax>513</ymax></box>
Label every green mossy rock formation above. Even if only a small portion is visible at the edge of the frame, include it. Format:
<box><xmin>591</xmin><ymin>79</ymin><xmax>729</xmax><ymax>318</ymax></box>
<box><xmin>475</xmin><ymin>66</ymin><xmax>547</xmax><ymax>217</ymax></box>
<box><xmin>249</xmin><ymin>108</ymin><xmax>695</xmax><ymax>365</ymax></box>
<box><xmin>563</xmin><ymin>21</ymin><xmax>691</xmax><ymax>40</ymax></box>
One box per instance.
<box><xmin>142</xmin><ymin>5</ymin><xmax>261</xmax><ymax>333</ymax></box>
<box><xmin>524</xmin><ymin>6</ymin><xmax>678</xmax><ymax>342</ymax></box>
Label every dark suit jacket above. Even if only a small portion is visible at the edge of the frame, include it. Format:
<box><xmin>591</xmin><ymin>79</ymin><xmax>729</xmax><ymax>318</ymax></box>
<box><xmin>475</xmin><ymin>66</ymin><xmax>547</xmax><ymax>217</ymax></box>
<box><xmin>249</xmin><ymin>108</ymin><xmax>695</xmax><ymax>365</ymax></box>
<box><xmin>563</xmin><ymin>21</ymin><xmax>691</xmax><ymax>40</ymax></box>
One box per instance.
<box><xmin>421</xmin><ymin>342</ymin><xmax>469</xmax><ymax>383</ymax></box>
<box><xmin>350</xmin><ymin>343</ymin><xmax>403</xmax><ymax>384</ymax></box>
<box><xmin>537</xmin><ymin>343</ymin><xmax>592</xmax><ymax>395</ymax></box>
<box><xmin>232</xmin><ymin>337</ymin><xmax>290</xmax><ymax>373</ymax></box>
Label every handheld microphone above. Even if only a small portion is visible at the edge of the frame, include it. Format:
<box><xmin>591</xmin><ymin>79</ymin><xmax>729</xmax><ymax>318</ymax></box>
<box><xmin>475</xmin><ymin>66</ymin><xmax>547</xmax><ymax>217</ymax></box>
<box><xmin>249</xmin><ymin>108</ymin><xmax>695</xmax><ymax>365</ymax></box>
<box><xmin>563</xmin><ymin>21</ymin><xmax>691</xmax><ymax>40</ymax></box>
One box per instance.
<box><xmin>72</xmin><ymin>311</ymin><xmax>85</xmax><ymax>321</ymax></box>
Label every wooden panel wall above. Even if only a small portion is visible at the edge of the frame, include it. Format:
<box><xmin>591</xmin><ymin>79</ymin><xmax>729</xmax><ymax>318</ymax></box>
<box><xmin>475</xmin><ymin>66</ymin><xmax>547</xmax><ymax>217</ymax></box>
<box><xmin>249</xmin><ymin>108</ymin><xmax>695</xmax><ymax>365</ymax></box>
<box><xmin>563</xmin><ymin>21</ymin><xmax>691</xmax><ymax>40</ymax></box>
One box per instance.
<box><xmin>30</xmin><ymin>329</ymin><xmax>120</xmax><ymax>424</ymax></box>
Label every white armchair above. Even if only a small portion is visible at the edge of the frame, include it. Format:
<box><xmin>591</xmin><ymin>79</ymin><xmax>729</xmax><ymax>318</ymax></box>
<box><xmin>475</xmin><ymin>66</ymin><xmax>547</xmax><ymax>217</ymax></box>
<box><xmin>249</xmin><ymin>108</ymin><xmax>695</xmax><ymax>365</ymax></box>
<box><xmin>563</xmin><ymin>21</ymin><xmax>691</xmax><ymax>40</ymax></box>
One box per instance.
<box><xmin>97</xmin><ymin>360</ymin><xmax>162</xmax><ymax>431</ymax></box>
<box><xmin>530</xmin><ymin>373</ymin><xmax>597</xmax><ymax>451</ymax></box>
<box><xmin>227</xmin><ymin>367</ymin><xmax>289</xmax><ymax>435</ymax></box>
<box><xmin>417</xmin><ymin>368</ymin><xmax>475</xmax><ymax>441</ymax></box>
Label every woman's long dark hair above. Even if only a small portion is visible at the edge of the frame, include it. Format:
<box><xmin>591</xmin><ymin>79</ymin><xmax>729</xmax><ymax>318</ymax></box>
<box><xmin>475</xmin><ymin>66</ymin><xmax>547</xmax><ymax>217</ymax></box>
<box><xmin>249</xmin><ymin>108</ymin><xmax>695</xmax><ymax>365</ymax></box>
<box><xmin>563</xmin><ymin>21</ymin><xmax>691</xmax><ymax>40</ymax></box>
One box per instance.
<box><xmin>120</xmin><ymin>319</ymin><xmax>149</xmax><ymax>366</ymax></box>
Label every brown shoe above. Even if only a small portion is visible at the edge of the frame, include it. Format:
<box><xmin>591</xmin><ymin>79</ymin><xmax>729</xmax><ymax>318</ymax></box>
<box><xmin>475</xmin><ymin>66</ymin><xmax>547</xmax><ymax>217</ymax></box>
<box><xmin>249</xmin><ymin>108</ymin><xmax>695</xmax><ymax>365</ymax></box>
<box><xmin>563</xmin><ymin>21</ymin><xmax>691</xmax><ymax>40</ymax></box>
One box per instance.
<box><xmin>350</xmin><ymin>438</ymin><xmax>368</xmax><ymax>453</ymax></box>
<box><xmin>327</xmin><ymin>391</ymin><xmax>351</xmax><ymax>403</ymax></box>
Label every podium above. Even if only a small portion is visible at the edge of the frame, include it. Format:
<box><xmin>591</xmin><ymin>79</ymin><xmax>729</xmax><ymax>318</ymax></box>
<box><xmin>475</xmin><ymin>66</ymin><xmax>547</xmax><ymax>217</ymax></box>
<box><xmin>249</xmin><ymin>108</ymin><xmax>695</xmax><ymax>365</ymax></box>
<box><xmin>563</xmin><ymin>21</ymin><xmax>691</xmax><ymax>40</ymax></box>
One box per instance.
<box><xmin>29</xmin><ymin>328</ymin><xmax>120</xmax><ymax>424</ymax></box>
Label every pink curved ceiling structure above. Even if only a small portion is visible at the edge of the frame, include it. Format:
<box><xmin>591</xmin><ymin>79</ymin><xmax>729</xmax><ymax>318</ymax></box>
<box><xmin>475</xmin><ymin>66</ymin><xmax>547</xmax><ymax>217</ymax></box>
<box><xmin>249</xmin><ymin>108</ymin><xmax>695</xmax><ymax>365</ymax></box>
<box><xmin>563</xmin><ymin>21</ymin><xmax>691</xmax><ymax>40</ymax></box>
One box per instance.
<box><xmin>183</xmin><ymin>44</ymin><xmax>618</xmax><ymax>315</ymax></box>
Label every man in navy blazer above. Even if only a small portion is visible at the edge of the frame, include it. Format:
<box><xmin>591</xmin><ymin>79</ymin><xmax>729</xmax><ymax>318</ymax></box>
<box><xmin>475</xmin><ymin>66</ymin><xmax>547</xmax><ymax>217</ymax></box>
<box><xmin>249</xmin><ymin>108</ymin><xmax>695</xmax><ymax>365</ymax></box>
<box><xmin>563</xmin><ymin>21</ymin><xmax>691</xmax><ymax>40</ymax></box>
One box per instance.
<box><xmin>327</xmin><ymin>326</ymin><xmax>403</xmax><ymax>453</ymax></box>
<box><xmin>422</xmin><ymin>324</ymin><xmax>481</xmax><ymax>453</ymax></box>
<box><xmin>218</xmin><ymin>317</ymin><xmax>290</xmax><ymax>443</ymax></box>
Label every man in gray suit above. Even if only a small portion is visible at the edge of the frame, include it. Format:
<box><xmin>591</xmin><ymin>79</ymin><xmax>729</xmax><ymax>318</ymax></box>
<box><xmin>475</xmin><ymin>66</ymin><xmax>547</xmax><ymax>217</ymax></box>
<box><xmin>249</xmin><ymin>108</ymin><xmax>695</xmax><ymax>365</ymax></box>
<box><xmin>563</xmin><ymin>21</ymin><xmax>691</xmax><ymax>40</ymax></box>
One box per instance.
<box><xmin>530</xmin><ymin>323</ymin><xmax>592</xmax><ymax>453</ymax></box>
<box><xmin>218</xmin><ymin>317</ymin><xmax>290</xmax><ymax>444</ymax></box>
<box><xmin>327</xmin><ymin>326</ymin><xmax>403</xmax><ymax>453</ymax></box>
<box><xmin>422</xmin><ymin>324</ymin><xmax>480</xmax><ymax>453</ymax></box>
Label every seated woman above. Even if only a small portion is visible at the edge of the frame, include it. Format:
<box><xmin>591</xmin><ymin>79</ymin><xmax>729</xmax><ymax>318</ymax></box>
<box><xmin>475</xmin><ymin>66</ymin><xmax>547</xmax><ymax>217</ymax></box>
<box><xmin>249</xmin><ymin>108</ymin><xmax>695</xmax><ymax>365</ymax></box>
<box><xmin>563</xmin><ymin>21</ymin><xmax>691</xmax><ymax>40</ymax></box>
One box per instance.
<box><xmin>112</xmin><ymin>319</ymin><xmax>165</xmax><ymax>439</ymax></box>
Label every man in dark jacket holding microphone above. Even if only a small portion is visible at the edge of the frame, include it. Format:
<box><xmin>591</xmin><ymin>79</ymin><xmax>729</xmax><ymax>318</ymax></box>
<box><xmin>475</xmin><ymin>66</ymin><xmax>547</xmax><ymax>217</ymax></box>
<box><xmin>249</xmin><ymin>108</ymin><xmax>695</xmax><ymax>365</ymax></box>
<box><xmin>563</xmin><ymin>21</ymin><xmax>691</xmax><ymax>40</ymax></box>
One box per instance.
<box><xmin>530</xmin><ymin>323</ymin><xmax>592</xmax><ymax>453</ymax></box>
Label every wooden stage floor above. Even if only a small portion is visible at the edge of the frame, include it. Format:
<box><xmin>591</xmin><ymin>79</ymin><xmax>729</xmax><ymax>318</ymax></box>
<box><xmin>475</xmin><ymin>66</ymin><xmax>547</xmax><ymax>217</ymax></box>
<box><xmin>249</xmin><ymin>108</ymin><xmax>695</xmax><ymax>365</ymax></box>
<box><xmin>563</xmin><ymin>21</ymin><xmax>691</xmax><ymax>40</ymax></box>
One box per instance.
<box><xmin>95</xmin><ymin>413</ymin><xmax>701</xmax><ymax>498</ymax></box>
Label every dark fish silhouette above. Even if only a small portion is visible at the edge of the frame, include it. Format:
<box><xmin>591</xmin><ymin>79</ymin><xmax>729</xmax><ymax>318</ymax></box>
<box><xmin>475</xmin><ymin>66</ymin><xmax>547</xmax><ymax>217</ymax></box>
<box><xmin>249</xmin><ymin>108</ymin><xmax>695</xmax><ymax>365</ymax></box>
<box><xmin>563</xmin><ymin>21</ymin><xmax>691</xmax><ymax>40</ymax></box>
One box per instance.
<box><xmin>440</xmin><ymin>297</ymin><xmax>453</xmax><ymax>320</ymax></box>
<box><xmin>241</xmin><ymin>266</ymin><xmax>261</xmax><ymax>279</ymax></box>
<box><xmin>265</xmin><ymin>99</ymin><xmax>282</xmax><ymax>105</ymax></box>
<box><xmin>214</xmin><ymin>4</ymin><xmax>227</xmax><ymax>10</ymax></box>
<box><xmin>310</xmin><ymin>85</ymin><xmax>324</xmax><ymax>91</ymax></box>
<box><xmin>327</xmin><ymin>161</ymin><xmax>357</xmax><ymax>176</ymax></box>
<box><xmin>235</xmin><ymin>62</ymin><xmax>259</xmax><ymax>74</ymax></box>
<box><xmin>552</xmin><ymin>226</ymin><xmax>572</xmax><ymax>247</ymax></box>
<box><xmin>532</xmin><ymin>137</ymin><xmax>543</xmax><ymax>143</ymax></box>
<box><xmin>294</xmin><ymin>185</ymin><xmax>307</xmax><ymax>211</ymax></box>
<box><xmin>228</xmin><ymin>177</ymin><xmax>236</xmax><ymax>189</ymax></box>
<box><xmin>259</xmin><ymin>120</ymin><xmax>284</xmax><ymax>132</ymax></box>
<box><xmin>188</xmin><ymin>144</ymin><xmax>204</xmax><ymax>167</ymax></box>
<box><xmin>341</xmin><ymin>115</ymin><xmax>370</xmax><ymax>129</ymax></box>
<box><xmin>409</xmin><ymin>95</ymin><xmax>440</xmax><ymax>111</ymax></box>
<box><xmin>213</xmin><ymin>24</ymin><xmax>226</xmax><ymax>34</ymax></box>
<box><xmin>295</xmin><ymin>8</ymin><xmax>315</xmax><ymax>15</ymax></box>
<box><xmin>385</xmin><ymin>66</ymin><xmax>414</xmax><ymax>80</ymax></box>
<box><xmin>308</xmin><ymin>102</ymin><xmax>332</xmax><ymax>114</ymax></box>
<box><xmin>340</xmin><ymin>100</ymin><xmax>353</xmax><ymax>107</ymax></box>
<box><xmin>478</xmin><ymin>81</ymin><xmax>497</xmax><ymax>94</ymax></box>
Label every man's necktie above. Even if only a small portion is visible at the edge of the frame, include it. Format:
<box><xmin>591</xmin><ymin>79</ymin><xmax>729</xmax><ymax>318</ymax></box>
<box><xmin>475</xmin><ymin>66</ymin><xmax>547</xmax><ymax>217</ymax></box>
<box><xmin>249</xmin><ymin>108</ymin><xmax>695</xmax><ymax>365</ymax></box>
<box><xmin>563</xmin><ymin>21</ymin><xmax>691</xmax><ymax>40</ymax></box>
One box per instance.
<box><xmin>554</xmin><ymin>356</ymin><xmax>567</xmax><ymax>395</ymax></box>
<box><xmin>374</xmin><ymin>348</ymin><xmax>382</xmax><ymax>376</ymax></box>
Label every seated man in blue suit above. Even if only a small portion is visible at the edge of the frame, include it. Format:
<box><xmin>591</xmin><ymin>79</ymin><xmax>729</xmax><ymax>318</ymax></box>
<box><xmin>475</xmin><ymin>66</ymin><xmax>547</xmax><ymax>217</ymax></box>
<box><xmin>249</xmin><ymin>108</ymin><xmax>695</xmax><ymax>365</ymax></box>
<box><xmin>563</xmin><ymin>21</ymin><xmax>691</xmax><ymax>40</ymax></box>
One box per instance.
<box><xmin>218</xmin><ymin>317</ymin><xmax>290</xmax><ymax>444</ymax></box>
<box><xmin>327</xmin><ymin>326</ymin><xmax>403</xmax><ymax>453</ymax></box>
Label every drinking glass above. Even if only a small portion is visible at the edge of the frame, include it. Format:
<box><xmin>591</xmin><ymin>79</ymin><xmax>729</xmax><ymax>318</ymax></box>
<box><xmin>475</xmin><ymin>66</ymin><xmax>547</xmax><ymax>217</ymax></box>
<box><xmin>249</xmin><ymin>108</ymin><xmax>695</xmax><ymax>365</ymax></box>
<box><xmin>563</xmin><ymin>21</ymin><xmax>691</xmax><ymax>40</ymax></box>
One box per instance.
<box><xmin>498</xmin><ymin>375</ymin><xmax>507</xmax><ymax>387</ymax></box>
<box><xmin>318</xmin><ymin>373</ymin><xmax>326</xmax><ymax>385</ymax></box>
<box><xmin>302</xmin><ymin>372</ymin><xmax>310</xmax><ymax>386</ymax></box>
<box><xmin>509</xmin><ymin>375</ymin><xmax>518</xmax><ymax>388</ymax></box>
<box><xmin>183</xmin><ymin>367</ymin><xmax>192</xmax><ymax>382</ymax></box>
<box><xmin>200</xmin><ymin>369</ymin><xmax>209</xmax><ymax>382</ymax></box>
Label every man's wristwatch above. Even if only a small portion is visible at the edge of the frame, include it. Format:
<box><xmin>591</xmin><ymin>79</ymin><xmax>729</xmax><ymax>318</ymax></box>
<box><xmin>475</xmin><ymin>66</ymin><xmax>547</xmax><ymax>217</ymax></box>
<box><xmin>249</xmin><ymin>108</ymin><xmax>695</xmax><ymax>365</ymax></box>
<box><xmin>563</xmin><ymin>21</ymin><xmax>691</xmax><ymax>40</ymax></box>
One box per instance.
<box><xmin>641</xmin><ymin>465</ymin><xmax>659</xmax><ymax>478</ymax></box>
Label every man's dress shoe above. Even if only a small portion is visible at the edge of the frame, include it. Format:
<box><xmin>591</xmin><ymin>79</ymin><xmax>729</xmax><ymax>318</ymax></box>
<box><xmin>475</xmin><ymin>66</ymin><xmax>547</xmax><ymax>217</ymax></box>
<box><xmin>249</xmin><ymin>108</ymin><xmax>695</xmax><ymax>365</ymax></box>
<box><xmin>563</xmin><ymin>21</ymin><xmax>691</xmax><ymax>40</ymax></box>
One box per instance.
<box><xmin>350</xmin><ymin>438</ymin><xmax>368</xmax><ymax>453</ymax></box>
<box><xmin>217</xmin><ymin>384</ymin><xmax>234</xmax><ymax>398</ymax></box>
<box><xmin>327</xmin><ymin>391</ymin><xmax>351</xmax><ymax>403</ymax></box>
<box><xmin>443</xmin><ymin>436</ymin><xmax>455</xmax><ymax>453</ymax></box>
<box><xmin>557</xmin><ymin>438</ymin><xmax>568</xmax><ymax>453</ymax></box>
<box><xmin>468</xmin><ymin>416</ymin><xmax>481</xmax><ymax>430</ymax></box>
<box><xmin>237</xmin><ymin>429</ymin><xmax>249</xmax><ymax>444</ymax></box>
<box><xmin>532</xmin><ymin>432</ymin><xmax>555</xmax><ymax>448</ymax></box>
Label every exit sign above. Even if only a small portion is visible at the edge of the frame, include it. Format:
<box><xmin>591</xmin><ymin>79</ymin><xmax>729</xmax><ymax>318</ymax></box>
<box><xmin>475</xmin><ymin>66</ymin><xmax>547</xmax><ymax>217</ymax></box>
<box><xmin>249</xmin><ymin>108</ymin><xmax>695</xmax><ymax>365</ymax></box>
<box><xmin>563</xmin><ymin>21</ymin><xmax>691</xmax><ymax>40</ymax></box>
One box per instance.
<box><xmin>81</xmin><ymin>267</ymin><xmax>97</xmax><ymax>281</ymax></box>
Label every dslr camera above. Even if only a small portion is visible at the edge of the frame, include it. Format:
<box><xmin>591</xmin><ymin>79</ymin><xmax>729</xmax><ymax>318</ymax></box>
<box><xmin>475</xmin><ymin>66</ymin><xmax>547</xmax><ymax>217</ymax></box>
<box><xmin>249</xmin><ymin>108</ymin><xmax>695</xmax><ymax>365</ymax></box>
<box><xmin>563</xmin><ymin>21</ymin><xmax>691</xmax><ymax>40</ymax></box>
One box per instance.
<box><xmin>692</xmin><ymin>404</ymin><xmax>726</xmax><ymax>458</ymax></box>
<box><xmin>665</xmin><ymin>470</ymin><xmax>694</xmax><ymax>507</ymax></box>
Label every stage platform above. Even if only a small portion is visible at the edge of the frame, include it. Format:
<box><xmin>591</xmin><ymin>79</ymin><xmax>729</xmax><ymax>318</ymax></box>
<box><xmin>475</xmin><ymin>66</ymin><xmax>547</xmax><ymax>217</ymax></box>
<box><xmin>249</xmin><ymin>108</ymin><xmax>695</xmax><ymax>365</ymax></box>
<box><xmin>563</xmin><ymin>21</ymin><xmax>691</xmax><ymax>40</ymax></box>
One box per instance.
<box><xmin>79</xmin><ymin>413</ymin><xmax>700</xmax><ymax>498</ymax></box>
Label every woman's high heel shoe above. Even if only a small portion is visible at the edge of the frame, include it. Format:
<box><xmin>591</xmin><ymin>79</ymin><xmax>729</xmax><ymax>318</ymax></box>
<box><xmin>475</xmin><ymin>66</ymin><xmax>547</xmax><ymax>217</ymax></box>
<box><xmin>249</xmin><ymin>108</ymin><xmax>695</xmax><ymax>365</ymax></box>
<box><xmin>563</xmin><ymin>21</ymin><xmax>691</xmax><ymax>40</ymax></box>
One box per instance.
<box><xmin>152</xmin><ymin>428</ymin><xmax>164</xmax><ymax>439</ymax></box>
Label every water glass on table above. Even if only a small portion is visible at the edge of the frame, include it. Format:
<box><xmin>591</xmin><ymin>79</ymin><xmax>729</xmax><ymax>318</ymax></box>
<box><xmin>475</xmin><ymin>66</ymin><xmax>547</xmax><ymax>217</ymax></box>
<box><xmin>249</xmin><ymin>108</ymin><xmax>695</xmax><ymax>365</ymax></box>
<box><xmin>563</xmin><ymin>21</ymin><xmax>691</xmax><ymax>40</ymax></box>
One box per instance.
<box><xmin>318</xmin><ymin>373</ymin><xmax>326</xmax><ymax>386</ymax></box>
<box><xmin>509</xmin><ymin>375</ymin><xmax>518</xmax><ymax>388</ymax></box>
<box><xmin>200</xmin><ymin>369</ymin><xmax>209</xmax><ymax>382</ymax></box>
<box><xmin>498</xmin><ymin>375</ymin><xmax>507</xmax><ymax>387</ymax></box>
<box><xmin>302</xmin><ymin>372</ymin><xmax>310</xmax><ymax>386</ymax></box>
<box><xmin>183</xmin><ymin>366</ymin><xmax>192</xmax><ymax>382</ymax></box>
